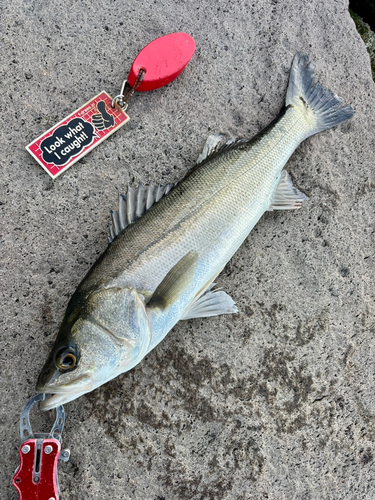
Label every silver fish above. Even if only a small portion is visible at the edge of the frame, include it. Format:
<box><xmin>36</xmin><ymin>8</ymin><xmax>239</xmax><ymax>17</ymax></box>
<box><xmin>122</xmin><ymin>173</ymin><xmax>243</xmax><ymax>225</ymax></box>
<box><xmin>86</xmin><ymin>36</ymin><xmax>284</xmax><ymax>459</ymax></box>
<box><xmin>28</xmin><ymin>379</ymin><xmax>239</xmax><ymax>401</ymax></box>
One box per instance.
<box><xmin>37</xmin><ymin>54</ymin><xmax>354</xmax><ymax>410</ymax></box>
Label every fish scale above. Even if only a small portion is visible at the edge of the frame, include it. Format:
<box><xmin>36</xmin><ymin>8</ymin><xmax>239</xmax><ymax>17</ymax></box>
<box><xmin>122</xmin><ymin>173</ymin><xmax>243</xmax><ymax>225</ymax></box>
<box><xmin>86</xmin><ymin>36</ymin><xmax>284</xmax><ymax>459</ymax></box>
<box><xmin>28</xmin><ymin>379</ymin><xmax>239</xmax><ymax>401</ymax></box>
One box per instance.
<box><xmin>110</xmin><ymin>110</ymin><xmax>304</xmax><ymax>290</ymax></box>
<box><xmin>82</xmin><ymin>108</ymin><xmax>307</xmax><ymax>299</ymax></box>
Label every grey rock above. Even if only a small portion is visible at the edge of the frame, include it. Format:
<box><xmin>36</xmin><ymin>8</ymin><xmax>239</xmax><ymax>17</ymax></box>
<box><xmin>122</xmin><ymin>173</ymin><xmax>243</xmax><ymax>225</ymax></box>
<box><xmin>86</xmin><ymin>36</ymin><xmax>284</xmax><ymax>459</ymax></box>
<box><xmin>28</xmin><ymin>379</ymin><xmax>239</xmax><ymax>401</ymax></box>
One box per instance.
<box><xmin>1</xmin><ymin>0</ymin><xmax>374</xmax><ymax>499</ymax></box>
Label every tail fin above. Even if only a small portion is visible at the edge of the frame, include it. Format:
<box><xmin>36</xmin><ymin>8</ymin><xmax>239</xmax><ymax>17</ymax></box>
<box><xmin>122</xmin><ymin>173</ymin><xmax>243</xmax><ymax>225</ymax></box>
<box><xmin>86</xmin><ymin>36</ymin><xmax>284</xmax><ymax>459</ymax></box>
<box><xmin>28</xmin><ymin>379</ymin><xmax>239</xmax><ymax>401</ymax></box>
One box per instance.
<box><xmin>286</xmin><ymin>53</ymin><xmax>354</xmax><ymax>137</ymax></box>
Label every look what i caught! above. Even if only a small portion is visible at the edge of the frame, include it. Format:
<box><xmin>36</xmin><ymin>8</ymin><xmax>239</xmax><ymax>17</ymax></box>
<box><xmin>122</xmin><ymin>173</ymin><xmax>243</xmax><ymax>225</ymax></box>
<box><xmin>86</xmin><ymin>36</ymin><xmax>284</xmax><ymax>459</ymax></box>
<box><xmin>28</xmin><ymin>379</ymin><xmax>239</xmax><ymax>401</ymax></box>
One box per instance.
<box><xmin>36</xmin><ymin>53</ymin><xmax>354</xmax><ymax>410</ymax></box>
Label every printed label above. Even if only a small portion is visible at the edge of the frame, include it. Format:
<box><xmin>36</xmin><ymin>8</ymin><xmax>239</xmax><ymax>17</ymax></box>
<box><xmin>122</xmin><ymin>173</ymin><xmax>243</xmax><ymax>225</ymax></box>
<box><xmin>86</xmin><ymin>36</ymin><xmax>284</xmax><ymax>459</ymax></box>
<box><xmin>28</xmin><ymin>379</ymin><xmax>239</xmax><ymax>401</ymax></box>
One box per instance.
<box><xmin>26</xmin><ymin>91</ymin><xmax>129</xmax><ymax>179</ymax></box>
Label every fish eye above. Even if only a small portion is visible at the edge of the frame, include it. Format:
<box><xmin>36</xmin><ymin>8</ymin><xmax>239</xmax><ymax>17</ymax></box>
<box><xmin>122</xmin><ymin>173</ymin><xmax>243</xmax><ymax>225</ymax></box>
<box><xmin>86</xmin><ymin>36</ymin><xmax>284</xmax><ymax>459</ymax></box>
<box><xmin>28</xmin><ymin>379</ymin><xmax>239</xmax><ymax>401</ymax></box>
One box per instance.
<box><xmin>55</xmin><ymin>347</ymin><xmax>77</xmax><ymax>371</ymax></box>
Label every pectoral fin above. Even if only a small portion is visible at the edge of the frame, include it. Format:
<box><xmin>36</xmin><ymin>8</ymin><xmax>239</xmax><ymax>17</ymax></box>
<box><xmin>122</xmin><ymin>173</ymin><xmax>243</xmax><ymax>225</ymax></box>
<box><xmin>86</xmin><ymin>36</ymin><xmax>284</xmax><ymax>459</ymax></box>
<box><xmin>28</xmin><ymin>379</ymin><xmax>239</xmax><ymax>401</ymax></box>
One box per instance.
<box><xmin>148</xmin><ymin>251</ymin><xmax>199</xmax><ymax>311</ymax></box>
<box><xmin>182</xmin><ymin>283</ymin><xmax>238</xmax><ymax>320</ymax></box>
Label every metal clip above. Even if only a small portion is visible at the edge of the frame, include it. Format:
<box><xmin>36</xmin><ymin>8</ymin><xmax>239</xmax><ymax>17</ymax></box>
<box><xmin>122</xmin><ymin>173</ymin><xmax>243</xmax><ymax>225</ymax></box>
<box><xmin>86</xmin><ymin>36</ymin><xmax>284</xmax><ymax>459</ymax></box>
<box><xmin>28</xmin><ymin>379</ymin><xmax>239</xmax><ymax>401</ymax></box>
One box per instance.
<box><xmin>111</xmin><ymin>69</ymin><xmax>145</xmax><ymax>110</ymax></box>
<box><xmin>13</xmin><ymin>394</ymin><xmax>70</xmax><ymax>500</ymax></box>
<box><xmin>112</xmin><ymin>79</ymin><xmax>131</xmax><ymax>110</ymax></box>
<box><xmin>20</xmin><ymin>393</ymin><xmax>65</xmax><ymax>444</ymax></box>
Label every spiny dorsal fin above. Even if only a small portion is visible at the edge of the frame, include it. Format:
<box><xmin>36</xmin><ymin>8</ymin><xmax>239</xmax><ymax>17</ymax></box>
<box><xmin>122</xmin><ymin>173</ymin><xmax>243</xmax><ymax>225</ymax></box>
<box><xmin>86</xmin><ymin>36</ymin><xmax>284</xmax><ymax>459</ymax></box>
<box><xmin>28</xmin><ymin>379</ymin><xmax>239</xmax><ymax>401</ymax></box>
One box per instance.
<box><xmin>268</xmin><ymin>170</ymin><xmax>308</xmax><ymax>211</ymax></box>
<box><xmin>196</xmin><ymin>133</ymin><xmax>247</xmax><ymax>166</ymax></box>
<box><xmin>108</xmin><ymin>182</ymin><xmax>174</xmax><ymax>244</ymax></box>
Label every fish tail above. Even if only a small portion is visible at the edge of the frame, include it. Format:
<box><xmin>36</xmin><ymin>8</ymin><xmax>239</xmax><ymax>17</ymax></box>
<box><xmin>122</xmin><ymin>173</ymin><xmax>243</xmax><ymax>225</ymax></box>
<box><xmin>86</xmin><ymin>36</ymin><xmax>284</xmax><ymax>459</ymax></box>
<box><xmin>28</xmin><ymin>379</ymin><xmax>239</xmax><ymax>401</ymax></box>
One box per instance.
<box><xmin>286</xmin><ymin>53</ymin><xmax>354</xmax><ymax>137</ymax></box>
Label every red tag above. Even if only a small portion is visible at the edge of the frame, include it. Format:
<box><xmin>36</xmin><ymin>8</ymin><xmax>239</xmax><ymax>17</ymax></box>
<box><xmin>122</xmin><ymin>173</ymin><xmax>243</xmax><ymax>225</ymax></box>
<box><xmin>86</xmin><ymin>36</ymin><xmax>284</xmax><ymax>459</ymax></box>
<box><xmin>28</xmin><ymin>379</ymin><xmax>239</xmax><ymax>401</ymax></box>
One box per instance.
<box><xmin>26</xmin><ymin>92</ymin><xmax>129</xmax><ymax>179</ymax></box>
<box><xmin>128</xmin><ymin>32</ymin><xmax>196</xmax><ymax>91</ymax></box>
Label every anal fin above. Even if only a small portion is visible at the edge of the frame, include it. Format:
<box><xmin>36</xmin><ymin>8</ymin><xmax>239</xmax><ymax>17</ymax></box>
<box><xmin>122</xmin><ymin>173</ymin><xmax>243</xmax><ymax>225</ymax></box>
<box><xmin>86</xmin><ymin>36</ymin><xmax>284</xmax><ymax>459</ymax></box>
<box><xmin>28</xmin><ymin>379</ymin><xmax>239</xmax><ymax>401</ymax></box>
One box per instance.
<box><xmin>182</xmin><ymin>284</ymin><xmax>238</xmax><ymax>320</ymax></box>
<box><xmin>268</xmin><ymin>170</ymin><xmax>308</xmax><ymax>211</ymax></box>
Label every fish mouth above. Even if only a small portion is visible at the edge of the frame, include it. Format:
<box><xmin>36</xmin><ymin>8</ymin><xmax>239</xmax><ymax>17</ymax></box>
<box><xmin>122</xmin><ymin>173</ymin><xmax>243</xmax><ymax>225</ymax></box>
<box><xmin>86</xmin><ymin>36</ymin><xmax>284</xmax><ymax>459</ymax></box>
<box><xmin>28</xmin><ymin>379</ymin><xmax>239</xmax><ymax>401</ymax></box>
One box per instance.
<box><xmin>37</xmin><ymin>374</ymin><xmax>94</xmax><ymax>410</ymax></box>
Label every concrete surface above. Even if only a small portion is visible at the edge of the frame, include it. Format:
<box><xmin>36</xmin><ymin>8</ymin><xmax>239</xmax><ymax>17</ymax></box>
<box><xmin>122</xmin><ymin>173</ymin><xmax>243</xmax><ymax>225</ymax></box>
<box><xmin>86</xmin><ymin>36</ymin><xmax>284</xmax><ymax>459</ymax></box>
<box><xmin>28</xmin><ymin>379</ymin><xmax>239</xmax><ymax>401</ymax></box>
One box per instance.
<box><xmin>1</xmin><ymin>0</ymin><xmax>374</xmax><ymax>499</ymax></box>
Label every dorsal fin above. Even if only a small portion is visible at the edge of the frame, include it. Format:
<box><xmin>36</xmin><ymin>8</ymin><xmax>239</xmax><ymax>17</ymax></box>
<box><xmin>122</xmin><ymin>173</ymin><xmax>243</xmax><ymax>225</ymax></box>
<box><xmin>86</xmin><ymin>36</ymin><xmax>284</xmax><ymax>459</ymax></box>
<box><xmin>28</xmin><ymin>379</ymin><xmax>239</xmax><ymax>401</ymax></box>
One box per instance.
<box><xmin>196</xmin><ymin>133</ymin><xmax>247</xmax><ymax>166</ymax></box>
<box><xmin>108</xmin><ymin>182</ymin><xmax>174</xmax><ymax>244</ymax></box>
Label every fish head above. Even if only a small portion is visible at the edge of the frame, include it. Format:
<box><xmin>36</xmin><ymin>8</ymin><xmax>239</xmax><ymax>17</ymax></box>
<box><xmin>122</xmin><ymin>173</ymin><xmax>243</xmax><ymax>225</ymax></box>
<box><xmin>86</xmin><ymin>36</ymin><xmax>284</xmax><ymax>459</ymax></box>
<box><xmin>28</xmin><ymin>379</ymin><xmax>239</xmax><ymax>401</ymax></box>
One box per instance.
<box><xmin>36</xmin><ymin>287</ymin><xmax>152</xmax><ymax>410</ymax></box>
